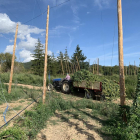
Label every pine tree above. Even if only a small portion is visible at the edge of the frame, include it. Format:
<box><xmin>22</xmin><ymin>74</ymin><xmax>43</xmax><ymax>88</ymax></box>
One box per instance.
<box><xmin>57</xmin><ymin>51</ymin><xmax>64</xmax><ymax>74</ymax></box>
<box><xmin>31</xmin><ymin>39</ymin><xmax>44</xmax><ymax>76</ymax></box>
<box><xmin>71</xmin><ymin>45</ymin><xmax>87</xmax><ymax>69</ymax></box>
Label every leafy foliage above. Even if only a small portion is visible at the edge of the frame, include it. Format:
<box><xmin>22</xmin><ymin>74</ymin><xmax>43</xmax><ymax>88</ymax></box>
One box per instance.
<box><xmin>72</xmin><ymin>69</ymin><xmax>120</xmax><ymax>97</ymax></box>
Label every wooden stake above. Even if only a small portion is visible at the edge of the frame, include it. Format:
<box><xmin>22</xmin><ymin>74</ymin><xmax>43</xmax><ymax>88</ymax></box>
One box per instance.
<box><xmin>76</xmin><ymin>56</ymin><xmax>80</xmax><ymax>70</ymax></box>
<box><xmin>8</xmin><ymin>24</ymin><xmax>18</xmax><ymax>94</ymax></box>
<box><xmin>118</xmin><ymin>0</ymin><xmax>125</xmax><ymax>106</ymax></box>
<box><xmin>61</xmin><ymin>59</ymin><xmax>64</xmax><ymax>75</ymax></box>
<box><xmin>43</xmin><ymin>5</ymin><xmax>49</xmax><ymax>104</ymax></box>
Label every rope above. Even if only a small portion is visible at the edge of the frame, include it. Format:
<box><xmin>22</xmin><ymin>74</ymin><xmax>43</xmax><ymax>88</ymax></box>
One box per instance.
<box><xmin>0</xmin><ymin>79</ymin><xmax>24</xmax><ymax>120</ymax></box>
<box><xmin>0</xmin><ymin>93</ymin><xmax>42</xmax><ymax>130</ymax></box>
<box><xmin>3</xmin><ymin>105</ymin><xmax>9</xmax><ymax>124</ymax></box>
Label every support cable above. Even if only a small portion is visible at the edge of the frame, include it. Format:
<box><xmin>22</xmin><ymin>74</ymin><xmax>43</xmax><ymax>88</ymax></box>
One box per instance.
<box><xmin>2</xmin><ymin>0</ymin><xmax>71</xmax><ymax>34</ymax></box>
<box><xmin>0</xmin><ymin>93</ymin><xmax>43</xmax><ymax>130</ymax></box>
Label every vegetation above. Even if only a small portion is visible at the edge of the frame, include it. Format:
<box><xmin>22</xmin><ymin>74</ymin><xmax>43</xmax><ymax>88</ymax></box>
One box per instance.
<box><xmin>31</xmin><ymin>39</ymin><xmax>44</xmax><ymax>76</ymax></box>
<box><xmin>73</xmin><ymin>69</ymin><xmax>120</xmax><ymax>98</ymax></box>
<box><xmin>0</xmin><ymin>91</ymin><xmax>119</xmax><ymax>139</ymax></box>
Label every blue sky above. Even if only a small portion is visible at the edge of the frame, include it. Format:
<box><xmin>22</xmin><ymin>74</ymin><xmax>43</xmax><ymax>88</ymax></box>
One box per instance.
<box><xmin>0</xmin><ymin>0</ymin><xmax>140</xmax><ymax>66</ymax></box>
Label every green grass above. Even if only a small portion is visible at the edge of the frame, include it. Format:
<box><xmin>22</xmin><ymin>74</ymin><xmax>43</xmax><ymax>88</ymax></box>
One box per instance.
<box><xmin>0</xmin><ymin>91</ymin><xmax>120</xmax><ymax>139</ymax></box>
<box><xmin>0</xmin><ymin>72</ymin><xmax>65</xmax><ymax>86</ymax></box>
<box><xmin>0</xmin><ymin>83</ymin><xmax>42</xmax><ymax>105</ymax></box>
<box><xmin>19</xmin><ymin>100</ymin><xmax>25</xmax><ymax>103</ymax></box>
<box><xmin>12</xmin><ymin>105</ymin><xmax>22</xmax><ymax>111</ymax></box>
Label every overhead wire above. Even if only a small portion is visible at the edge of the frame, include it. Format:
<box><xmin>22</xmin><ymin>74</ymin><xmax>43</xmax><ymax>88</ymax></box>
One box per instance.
<box><xmin>1</xmin><ymin>0</ymin><xmax>71</xmax><ymax>34</ymax></box>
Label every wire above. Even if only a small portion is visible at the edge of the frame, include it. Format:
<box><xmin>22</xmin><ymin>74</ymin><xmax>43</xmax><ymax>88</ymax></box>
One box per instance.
<box><xmin>1</xmin><ymin>0</ymin><xmax>71</xmax><ymax>34</ymax></box>
<box><xmin>0</xmin><ymin>93</ymin><xmax>42</xmax><ymax>130</ymax></box>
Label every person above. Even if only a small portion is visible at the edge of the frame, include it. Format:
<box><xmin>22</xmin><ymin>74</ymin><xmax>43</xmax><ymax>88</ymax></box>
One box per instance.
<box><xmin>65</xmin><ymin>73</ymin><xmax>70</xmax><ymax>80</ymax></box>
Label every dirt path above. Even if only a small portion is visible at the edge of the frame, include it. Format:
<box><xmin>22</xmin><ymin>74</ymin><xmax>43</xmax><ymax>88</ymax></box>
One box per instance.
<box><xmin>37</xmin><ymin>109</ymin><xmax>111</xmax><ymax>140</ymax></box>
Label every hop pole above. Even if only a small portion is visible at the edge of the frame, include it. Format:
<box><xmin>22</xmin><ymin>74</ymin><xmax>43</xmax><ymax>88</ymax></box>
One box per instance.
<box><xmin>8</xmin><ymin>24</ymin><xmax>18</xmax><ymax>94</ymax></box>
<box><xmin>118</xmin><ymin>0</ymin><xmax>126</xmax><ymax>121</ymax></box>
<box><xmin>43</xmin><ymin>5</ymin><xmax>49</xmax><ymax>104</ymax></box>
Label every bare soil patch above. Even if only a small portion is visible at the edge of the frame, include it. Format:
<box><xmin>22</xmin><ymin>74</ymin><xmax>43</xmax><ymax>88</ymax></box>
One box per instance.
<box><xmin>37</xmin><ymin>109</ymin><xmax>111</xmax><ymax>140</ymax></box>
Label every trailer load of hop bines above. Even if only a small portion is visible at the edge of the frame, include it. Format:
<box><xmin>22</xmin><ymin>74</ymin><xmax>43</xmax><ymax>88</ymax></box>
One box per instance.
<box><xmin>72</xmin><ymin>70</ymin><xmax>120</xmax><ymax>97</ymax></box>
<box><xmin>73</xmin><ymin>81</ymin><xmax>101</xmax><ymax>90</ymax></box>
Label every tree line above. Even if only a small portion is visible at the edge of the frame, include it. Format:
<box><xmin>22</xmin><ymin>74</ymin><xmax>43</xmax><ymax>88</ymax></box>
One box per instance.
<box><xmin>0</xmin><ymin>39</ymin><xmax>138</xmax><ymax>76</ymax></box>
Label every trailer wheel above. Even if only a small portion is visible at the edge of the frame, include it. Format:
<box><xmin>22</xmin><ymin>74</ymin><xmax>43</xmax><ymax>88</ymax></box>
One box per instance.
<box><xmin>61</xmin><ymin>81</ymin><xmax>70</xmax><ymax>94</ymax></box>
<box><xmin>100</xmin><ymin>95</ymin><xmax>105</xmax><ymax>101</ymax></box>
<box><xmin>47</xmin><ymin>84</ymin><xmax>53</xmax><ymax>91</ymax></box>
<box><xmin>85</xmin><ymin>90</ymin><xmax>93</xmax><ymax>99</ymax></box>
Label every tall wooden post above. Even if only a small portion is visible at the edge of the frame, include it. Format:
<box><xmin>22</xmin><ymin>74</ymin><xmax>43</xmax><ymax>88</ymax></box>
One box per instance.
<box><xmin>8</xmin><ymin>24</ymin><xmax>18</xmax><ymax>94</ymax></box>
<box><xmin>43</xmin><ymin>5</ymin><xmax>49</xmax><ymax>104</ymax></box>
<box><xmin>129</xmin><ymin>62</ymin><xmax>130</xmax><ymax>75</ymax></box>
<box><xmin>134</xmin><ymin>61</ymin><xmax>135</xmax><ymax>75</ymax></box>
<box><xmin>61</xmin><ymin>59</ymin><xmax>64</xmax><ymax>75</ymax></box>
<box><xmin>93</xmin><ymin>62</ymin><xmax>94</xmax><ymax>74</ymax></box>
<box><xmin>126</xmin><ymin>65</ymin><xmax>127</xmax><ymax>76</ymax></box>
<box><xmin>118</xmin><ymin>0</ymin><xmax>125</xmax><ymax>106</ymax></box>
<box><xmin>65</xmin><ymin>60</ymin><xmax>68</xmax><ymax>74</ymax></box>
<box><xmin>98</xmin><ymin>58</ymin><xmax>99</xmax><ymax>74</ymax></box>
<box><xmin>70</xmin><ymin>62</ymin><xmax>73</xmax><ymax>74</ymax></box>
<box><xmin>73</xmin><ymin>63</ymin><xmax>75</xmax><ymax>73</ymax></box>
<box><xmin>67</xmin><ymin>61</ymin><xmax>70</xmax><ymax>74</ymax></box>
<box><xmin>95</xmin><ymin>61</ymin><xmax>97</xmax><ymax>74</ymax></box>
<box><xmin>76</xmin><ymin>56</ymin><xmax>80</xmax><ymax>70</ymax></box>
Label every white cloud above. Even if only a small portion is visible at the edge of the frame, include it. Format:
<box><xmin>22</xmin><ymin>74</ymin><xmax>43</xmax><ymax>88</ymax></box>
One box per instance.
<box><xmin>18</xmin><ymin>34</ymin><xmax>38</xmax><ymax>50</ymax></box>
<box><xmin>87</xmin><ymin>12</ymin><xmax>90</xmax><ymax>14</ymax></box>
<box><xmin>49</xmin><ymin>25</ymin><xmax>79</xmax><ymax>38</ymax></box>
<box><xmin>19</xmin><ymin>49</ymin><xmax>34</xmax><ymax>62</ymax></box>
<box><xmin>48</xmin><ymin>50</ymin><xmax>52</xmax><ymax>55</ymax></box>
<box><xmin>68</xmin><ymin>34</ymin><xmax>73</xmax><ymax>48</ymax></box>
<box><xmin>0</xmin><ymin>13</ymin><xmax>45</xmax><ymax>35</ymax></box>
<box><xmin>4</xmin><ymin>45</ymin><xmax>15</xmax><ymax>53</ymax></box>
<box><xmin>9</xmin><ymin>39</ymin><xmax>14</xmax><ymax>43</ymax></box>
<box><xmin>94</xmin><ymin>0</ymin><xmax>111</xmax><ymax>9</ymax></box>
<box><xmin>71</xmin><ymin>5</ymin><xmax>80</xmax><ymax>24</ymax></box>
<box><xmin>56</xmin><ymin>50</ymin><xmax>60</xmax><ymax>54</ymax></box>
<box><xmin>0</xmin><ymin>13</ymin><xmax>45</xmax><ymax>51</ymax></box>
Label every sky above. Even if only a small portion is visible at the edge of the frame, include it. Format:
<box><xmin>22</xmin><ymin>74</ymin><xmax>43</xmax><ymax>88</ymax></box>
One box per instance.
<box><xmin>0</xmin><ymin>0</ymin><xmax>140</xmax><ymax>66</ymax></box>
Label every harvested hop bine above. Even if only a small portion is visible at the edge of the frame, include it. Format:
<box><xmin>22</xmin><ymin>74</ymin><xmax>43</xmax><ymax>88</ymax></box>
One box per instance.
<box><xmin>72</xmin><ymin>70</ymin><xmax>120</xmax><ymax>98</ymax></box>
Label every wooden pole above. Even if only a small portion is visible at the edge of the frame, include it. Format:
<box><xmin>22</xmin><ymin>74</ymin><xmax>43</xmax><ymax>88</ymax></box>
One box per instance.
<box><xmin>97</xmin><ymin>58</ymin><xmax>98</xmax><ymax>75</ymax></box>
<box><xmin>134</xmin><ymin>61</ymin><xmax>135</xmax><ymax>75</ymax></box>
<box><xmin>67</xmin><ymin>61</ymin><xmax>70</xmax><ymax>74</ymax></box>
<box><xmin>95</xmin><ymin>61</ymin><xmax>96</xmax><ymax>74</ymax></box>
<box><xmin>8</xmin><ymin>24</ymin><xmax>18</xmax><ymax>94</ymax></box>
<box><xmin>70</xmin><ymin>62</ymin><xmax>73</xmax><ymax>74</ymax></box>
<box><xmin>129</xmin><ymin>62</ymin><xmax>130</xmax><ymax>75</ymax></box>
<box><xmin>118</xmin><ymin>0</ymin><xmax>125</xmax><ymax>106</ymax></box>
<box><xmin>61</xmin><ymin>59</ymin><xmax>64</xmax><ymax>75</ymax></box>
<box><xmin>93</xmin><ymin>62</ymin><xmax>94</xmax><ymax>74</ymax></box>
<box><xmin>65</xmin><ymin>60</ymin><xmax>68</xmax><ymax>74</ymax></box>
<box><xmin>43</xmin><ymin>5</ymin><xmax>49</xmax><ymax>104</ymax></box>
<box><xmin>76</xmin><ymin>56</ymin><xmax>80</xmax><ymax>70</ymax></box>
<box><xmin>126</xmin><ymin>65</ymin><xmax>127</xmax><ymax>76</ymax></box>
<box><xmin>98</xmin><ymin>58</ymin><xmax>99</xmax><ymax>75</ymax></box>
<box><xmin>73</xmin><ymin>63</ymin><xmax>75</xmax><ymax>73</ymax></box>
